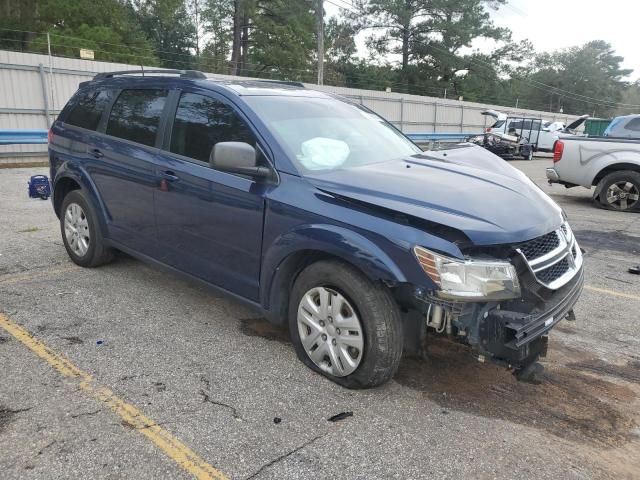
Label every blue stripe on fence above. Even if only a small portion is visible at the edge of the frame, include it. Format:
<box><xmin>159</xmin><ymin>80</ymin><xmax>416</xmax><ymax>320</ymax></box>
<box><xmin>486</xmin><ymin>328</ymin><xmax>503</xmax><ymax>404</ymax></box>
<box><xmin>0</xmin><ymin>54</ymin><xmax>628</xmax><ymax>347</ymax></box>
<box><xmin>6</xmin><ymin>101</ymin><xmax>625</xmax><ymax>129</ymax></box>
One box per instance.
<box><xmin>0</xmin><ymin>129</ymin><xmax>48</xmax><ymax>145</ymax></box>
<box><xmin>0</xmin><ymin>130</ymin><xmax>478</xmax><ymax>146</ymax></box>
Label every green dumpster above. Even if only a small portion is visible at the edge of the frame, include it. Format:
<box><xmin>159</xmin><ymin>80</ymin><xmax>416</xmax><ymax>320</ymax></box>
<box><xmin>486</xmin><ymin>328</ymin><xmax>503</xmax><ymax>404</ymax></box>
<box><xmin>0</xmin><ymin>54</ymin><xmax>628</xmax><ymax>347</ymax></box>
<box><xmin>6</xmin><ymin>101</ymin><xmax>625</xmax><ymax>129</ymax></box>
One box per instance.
<box><xmin>584</xmin><ymin>118</ymin><xmax>612</xmax><ymax>137</ymax></box>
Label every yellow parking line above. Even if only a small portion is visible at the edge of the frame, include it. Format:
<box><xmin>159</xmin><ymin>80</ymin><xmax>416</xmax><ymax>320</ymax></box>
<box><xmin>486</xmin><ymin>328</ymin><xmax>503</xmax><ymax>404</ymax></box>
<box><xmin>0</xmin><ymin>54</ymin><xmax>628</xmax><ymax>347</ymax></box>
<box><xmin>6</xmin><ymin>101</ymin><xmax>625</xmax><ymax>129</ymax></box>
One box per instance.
<box><xmin>0</xmin><ymin>265</ymin><xmax>80</xmax><ymax>285</ymax></box>
<box><xmin>584</xmin><ymin>285</ymin><xmax>640</xmax><ymax>301</ymax></box>
<box><xmin>0</xmin><ymin>313</ymin><xmax>227</xmax><ymax>480</ymax></box>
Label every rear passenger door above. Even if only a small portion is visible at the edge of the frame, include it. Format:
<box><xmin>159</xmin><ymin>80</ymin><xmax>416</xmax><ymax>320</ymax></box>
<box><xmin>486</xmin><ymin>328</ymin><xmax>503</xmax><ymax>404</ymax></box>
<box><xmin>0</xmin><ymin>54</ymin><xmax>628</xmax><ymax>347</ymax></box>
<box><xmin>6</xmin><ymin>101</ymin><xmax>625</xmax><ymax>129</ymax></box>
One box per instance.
<box><xmin>89</xmin><ymin>88</ymin><xmax>169</xmax><ymax>253</ymax></box>
<box><xmin>153</xmin><ymin>90</ymin><xmax>271</xmax><ymax>301</ymax></box>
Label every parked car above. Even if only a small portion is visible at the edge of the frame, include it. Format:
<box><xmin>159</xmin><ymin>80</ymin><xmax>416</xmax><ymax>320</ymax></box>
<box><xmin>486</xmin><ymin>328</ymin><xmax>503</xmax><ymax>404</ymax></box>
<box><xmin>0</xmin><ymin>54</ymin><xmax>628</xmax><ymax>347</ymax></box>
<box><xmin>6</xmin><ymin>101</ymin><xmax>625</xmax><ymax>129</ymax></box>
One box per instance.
<box><xmin>547</xmin><ymin>119</ymin><xmax>640</xmax><ymax>211</ymax></box>
<box><xmin>482</xmin><ymin>110</ymin><xmax>588</xmax><ymax>152</ymax></box>
<box><xmin>49</xmin><ymin>70</ymin><xmax>584</xmax><ymax>388</ymax></box>
<box><xmin>602</xmin><ymin>114</ymin><xmax>640</xmax><ymax>138</ymax></box>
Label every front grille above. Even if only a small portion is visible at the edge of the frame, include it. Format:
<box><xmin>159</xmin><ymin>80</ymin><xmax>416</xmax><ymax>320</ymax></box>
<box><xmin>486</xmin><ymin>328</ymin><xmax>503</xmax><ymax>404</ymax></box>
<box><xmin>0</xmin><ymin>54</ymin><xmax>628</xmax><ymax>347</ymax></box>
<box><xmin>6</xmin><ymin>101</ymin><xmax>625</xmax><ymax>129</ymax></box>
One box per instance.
<box><xmin>518</xmin><ymin>231</ymin><xmax>560</xmax><ymax>260</ymax></box>
<box><xmin>536</xmin><ymin>258</ymin><xmax>569</xmax><ymax>284</ymax></box>
<box><xmin>516</xmin><ymin>223</ymin><xmax>582</xmax><ymax>290</ymax></box>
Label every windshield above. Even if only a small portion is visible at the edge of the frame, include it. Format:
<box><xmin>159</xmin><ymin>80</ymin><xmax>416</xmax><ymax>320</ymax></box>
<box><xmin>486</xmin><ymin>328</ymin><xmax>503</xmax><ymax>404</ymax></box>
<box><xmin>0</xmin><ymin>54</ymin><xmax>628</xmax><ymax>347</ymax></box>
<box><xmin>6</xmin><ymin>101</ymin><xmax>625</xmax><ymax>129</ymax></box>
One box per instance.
<box><xmin>245</xmin><ymin>95</ymin><xmax>421</xmax><ymax>173</ymax></box>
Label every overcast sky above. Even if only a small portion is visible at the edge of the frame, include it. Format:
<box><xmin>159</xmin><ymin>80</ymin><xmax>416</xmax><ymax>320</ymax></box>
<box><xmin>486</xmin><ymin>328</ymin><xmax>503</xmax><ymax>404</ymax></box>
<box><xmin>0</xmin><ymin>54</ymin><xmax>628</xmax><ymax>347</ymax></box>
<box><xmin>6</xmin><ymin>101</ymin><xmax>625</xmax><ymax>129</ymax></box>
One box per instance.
<box><xmin>325</xmin><ymin>0</ymin><xmax>638</xmax><ymax>80</ymax></box>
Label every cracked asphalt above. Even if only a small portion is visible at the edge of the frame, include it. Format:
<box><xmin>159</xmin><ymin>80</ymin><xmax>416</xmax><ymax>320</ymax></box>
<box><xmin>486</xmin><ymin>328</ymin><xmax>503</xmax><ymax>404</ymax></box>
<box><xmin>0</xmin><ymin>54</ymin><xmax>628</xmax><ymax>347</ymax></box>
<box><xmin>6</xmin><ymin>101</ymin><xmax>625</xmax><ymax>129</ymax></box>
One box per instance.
<box><xmin>1</xmin><ymin>159</ymin><xmax>639</xmax><ymax>480</ymax></box>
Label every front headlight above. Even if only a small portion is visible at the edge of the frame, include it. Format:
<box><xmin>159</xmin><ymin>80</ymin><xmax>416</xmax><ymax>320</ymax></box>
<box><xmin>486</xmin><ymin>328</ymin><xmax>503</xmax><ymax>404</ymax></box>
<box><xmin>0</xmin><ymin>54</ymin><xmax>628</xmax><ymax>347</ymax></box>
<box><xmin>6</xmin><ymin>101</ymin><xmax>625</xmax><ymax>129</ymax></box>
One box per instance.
<box><xmin>413</xmin><ymin>246</ymin><xmax>521</xmax><ymax>301</ymax></box>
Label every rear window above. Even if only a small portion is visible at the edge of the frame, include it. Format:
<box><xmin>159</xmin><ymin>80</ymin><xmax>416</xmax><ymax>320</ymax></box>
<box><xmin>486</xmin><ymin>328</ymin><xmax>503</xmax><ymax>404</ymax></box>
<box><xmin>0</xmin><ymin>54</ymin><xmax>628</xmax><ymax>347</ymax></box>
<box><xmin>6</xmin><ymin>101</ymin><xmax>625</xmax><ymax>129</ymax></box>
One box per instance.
<box><xmin>106</xmin><ymin>89</ymin><xmax>168</xmax><ymax>147</ymax></box>
<box><xmin>624</xmin><ymin>117</ymin><xmax>640</xmax><ymax>132</ymax></box>
<box><xmin>65</xmin><ymin>89</ymin><xmax>113</xmax><ymax>131</ymax></box>
<box><xmin>491</xmin><ymin>120</ymin><xmax>505</xmax><ymax>128</ymax></box>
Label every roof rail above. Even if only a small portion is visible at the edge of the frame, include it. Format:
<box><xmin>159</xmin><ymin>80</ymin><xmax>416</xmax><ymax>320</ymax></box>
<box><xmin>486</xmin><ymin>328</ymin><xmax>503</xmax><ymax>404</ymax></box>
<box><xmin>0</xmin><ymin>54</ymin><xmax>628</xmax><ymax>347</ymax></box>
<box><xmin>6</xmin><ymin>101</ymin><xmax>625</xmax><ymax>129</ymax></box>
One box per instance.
<box><xmin>93</xmin><ymin>69</ymin><xmax>207</xmax><ymax>80</ymax></box>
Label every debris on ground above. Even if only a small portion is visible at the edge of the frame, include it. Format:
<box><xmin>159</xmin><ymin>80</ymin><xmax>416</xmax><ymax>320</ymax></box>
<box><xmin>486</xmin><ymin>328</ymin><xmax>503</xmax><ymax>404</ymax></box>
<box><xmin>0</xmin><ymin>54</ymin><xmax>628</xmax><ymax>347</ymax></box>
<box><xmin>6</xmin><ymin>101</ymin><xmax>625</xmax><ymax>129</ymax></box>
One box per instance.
<box><xmin>328</xmin><ymin>412</ymin><xmax>353</xmax><ymax>422</ymax></box>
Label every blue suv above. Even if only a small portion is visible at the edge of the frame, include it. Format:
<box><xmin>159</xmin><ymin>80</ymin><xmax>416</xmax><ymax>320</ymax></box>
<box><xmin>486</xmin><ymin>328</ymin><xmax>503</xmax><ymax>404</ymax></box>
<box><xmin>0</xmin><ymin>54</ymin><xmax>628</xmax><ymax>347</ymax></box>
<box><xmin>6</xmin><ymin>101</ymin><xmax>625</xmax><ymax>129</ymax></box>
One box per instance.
<box><xmin>49</xmin><ymin>70</ymin><xmax>584</xmax><ymax>388</ymax></box>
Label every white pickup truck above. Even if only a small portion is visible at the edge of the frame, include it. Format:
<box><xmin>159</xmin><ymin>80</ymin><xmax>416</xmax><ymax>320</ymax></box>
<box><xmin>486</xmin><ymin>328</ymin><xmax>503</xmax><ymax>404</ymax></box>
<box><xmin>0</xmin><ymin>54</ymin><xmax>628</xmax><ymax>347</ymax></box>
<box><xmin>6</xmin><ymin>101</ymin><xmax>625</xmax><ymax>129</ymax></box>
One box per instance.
<box><xmin>546</xmin><ymin>116</ymin><xmax>640</xmax><ymax>211</ymax></box>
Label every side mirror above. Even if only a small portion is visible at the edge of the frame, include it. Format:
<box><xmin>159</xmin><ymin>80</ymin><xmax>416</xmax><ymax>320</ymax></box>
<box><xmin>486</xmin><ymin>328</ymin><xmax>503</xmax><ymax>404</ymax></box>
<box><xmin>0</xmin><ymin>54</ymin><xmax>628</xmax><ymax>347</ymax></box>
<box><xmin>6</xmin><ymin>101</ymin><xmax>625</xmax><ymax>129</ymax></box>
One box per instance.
<box><xmin>209</xmin><ymin>142</ymin><xmax>271</xmax><ymax>179</ymax></box>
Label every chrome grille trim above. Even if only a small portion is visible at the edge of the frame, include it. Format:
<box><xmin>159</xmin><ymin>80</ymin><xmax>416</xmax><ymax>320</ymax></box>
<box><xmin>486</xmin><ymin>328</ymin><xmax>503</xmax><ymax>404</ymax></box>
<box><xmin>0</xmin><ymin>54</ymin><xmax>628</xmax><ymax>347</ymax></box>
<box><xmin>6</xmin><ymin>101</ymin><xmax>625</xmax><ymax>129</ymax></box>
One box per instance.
<box><xmin>516</xmin><ymin>223</ymin><xmax>582</xmax><ymax>290</ymax></box>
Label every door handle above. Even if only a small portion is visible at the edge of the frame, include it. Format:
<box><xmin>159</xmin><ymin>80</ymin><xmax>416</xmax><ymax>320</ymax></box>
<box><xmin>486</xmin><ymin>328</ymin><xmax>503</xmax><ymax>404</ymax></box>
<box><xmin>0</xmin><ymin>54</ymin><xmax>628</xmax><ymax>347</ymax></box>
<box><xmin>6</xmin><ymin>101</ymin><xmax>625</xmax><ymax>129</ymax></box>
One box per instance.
<box><xmin>159</xmin><ymin>170</ymin><xmax>180</xmax><ymax>182</ymax></box>
<box><xmin>89</xmin><ymin>148</ymin><xmax>103</xmax><ymax>158</ymax></box>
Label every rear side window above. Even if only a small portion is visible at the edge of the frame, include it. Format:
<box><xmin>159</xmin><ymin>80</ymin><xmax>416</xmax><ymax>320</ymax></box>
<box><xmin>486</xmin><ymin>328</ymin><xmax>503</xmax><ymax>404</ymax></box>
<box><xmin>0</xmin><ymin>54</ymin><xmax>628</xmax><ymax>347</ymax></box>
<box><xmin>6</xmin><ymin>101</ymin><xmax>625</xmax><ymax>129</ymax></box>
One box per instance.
<box><xmin>106</xmin><ymin>89</ymin><xmax>168</xmax><ymax>147</ymax></box>
<box><xmin>624</xmin><ymin>117</ymin><xmax>640</xmax><ymax>132</ymax></box>
<box><xmin>65</xmin><ymin>89</ymin><xmax>113</xmax><ymax>130</ymax></box>
<box><xmin>490</xmin><ymin>120</ymin><xmax>505</xmax><ymax>128</ymax></box>
<box><xmin>169</xmin><ymin>93</ymin><xmax>256</xmax><ymax>163</ymax></box>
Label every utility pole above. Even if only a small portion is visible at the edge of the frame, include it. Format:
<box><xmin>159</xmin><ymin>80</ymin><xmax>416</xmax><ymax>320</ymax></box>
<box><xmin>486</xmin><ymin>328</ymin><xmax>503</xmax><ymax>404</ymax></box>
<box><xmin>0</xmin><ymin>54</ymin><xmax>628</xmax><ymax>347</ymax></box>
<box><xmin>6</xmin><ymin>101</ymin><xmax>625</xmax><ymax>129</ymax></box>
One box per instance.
<box><xmin>46</xmin><ymin>32</ymin><xmax>54</xmax><ymax>111</ymax></box>
<box><xmin>316</xmin><ymin>0</ymin><xmax>324</xmax><ymax>85</ymax></box>
<box><xmin>193</xmin><ymin>0</ymin><xmax>200</xmax><ymax>58</ymax></box>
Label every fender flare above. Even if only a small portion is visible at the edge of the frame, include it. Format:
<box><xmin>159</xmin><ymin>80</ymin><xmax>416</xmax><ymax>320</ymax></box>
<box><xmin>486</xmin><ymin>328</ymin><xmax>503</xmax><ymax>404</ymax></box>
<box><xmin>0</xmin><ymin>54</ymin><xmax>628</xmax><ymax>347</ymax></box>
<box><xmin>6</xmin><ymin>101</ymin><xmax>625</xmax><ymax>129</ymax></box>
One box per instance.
<box><xmin>53</xmin><ymin>161</ymin><xmax>110</xmax><ymax>233</ymax></box>
<box><xmin>260</xmin><ymin>224</ymin><xmax>418</xmax><ymax>324</ymax></box>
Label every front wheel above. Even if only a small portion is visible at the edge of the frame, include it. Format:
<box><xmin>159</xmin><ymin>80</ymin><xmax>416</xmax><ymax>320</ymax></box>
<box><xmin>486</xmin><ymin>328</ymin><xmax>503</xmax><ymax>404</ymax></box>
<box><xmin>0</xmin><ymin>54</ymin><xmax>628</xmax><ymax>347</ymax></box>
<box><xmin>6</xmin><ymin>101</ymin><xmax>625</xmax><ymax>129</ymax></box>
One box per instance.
<box><xmin>596</xmin><ymin>171</ymin><xmax>640</xmax><ymax>212</ymax></box>
<box><xmin>289</xmin><ymin>260</ymin><xmax>403</xmax><ymax>389</ymax></box>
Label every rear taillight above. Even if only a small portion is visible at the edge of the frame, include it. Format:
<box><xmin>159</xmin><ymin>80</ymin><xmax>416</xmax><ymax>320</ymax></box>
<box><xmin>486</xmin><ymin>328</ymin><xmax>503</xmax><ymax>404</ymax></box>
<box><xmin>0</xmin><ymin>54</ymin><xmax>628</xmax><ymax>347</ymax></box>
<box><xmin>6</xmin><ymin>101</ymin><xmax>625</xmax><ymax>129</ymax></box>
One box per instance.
<box><xmin>485</xmin><ymin>127</ymin><xmax>491</xmax><ymax>132</ymax></box>
<box><xmin>553</xmin><ymin>140</ymin><xmax>564</xmax><ymax>163</ymax></box>
<box><xmin>47</xmin><ymin>129</ymin><xmax>53</xmax><ymax>144</ymax></box>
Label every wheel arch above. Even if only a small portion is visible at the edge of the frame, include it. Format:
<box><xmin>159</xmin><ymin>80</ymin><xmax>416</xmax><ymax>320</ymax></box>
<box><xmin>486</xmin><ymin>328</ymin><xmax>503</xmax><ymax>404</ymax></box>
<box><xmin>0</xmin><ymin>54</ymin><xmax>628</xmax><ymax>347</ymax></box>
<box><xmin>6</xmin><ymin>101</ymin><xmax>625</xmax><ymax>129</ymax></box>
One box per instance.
<box><xmin>53</xmin><ymin>176</ymin><xmax>81</xmax><ymax>217</ymax></box>
<box><xmin>52</xmin><ymin>164</ymin><xmax>110</xmax><ymax>235</ymax></box>
<box><xmin>261</xmin><ymin>225</ymin><xmax>409</xmax><ymax>325</ymax></box>
<box><xmin>592</xmin><ymin>162</ymin><xmax>640</xmax><ymax>186</ymax></box>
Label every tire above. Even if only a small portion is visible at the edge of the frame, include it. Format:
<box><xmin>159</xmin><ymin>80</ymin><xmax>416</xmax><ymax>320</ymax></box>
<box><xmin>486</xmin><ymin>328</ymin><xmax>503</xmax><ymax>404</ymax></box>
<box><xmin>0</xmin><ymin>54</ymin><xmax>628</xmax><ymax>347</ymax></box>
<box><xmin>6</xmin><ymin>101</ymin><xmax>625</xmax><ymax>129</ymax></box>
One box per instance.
<box><xmin>60</xmin><ymin>189</ymin><xmax>114</xmax><ymax>267</ymax></box>
<box><xmin>596</xmin><ymin>170</ymin><xmax>640</xmax><ymax>212</ymax></box>
<box><xmin>521</xmin><ymin>145</ymin><xmax>533</xmax><ymax>161</ymax></box>
<box><xmin>288</xmin><ymin>260</ymin><xmax>403</xmax><ymax>389</ymax></box>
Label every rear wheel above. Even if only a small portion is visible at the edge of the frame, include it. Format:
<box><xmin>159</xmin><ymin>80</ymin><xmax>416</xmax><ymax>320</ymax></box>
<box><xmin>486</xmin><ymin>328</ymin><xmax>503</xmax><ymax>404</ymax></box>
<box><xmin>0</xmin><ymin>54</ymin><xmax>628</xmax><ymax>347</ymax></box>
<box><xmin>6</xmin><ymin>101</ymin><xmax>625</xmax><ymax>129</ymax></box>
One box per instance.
<box><xmin>289</xmin><ymin>260</ymin><xmax>403</xmax><ymax>389</ymax></box>
<box><xmin>60</xmin><ymin>190</ymin><xmax>114</xmax><ymax>267</ymax></box>
<box><xmin>596</xmin><ymin>171</ymin><xmax>640</xmax><ymax>212</ymax></box>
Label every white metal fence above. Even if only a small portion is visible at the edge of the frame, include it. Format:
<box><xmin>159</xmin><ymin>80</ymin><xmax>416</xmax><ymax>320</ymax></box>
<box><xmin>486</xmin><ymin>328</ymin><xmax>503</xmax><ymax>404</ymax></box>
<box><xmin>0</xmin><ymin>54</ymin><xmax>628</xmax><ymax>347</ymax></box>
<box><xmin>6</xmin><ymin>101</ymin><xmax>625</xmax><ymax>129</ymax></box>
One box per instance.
<box><xmin>0</xmin><ymin>50</ymin><xmax>578</xmax><ymax>165</ymax></box>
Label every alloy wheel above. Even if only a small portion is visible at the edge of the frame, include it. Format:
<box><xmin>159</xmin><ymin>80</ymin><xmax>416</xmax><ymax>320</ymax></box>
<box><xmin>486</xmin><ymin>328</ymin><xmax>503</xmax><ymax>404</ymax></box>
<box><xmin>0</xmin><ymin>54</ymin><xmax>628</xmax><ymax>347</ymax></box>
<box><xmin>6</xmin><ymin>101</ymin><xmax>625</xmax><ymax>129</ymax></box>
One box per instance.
<box><xmin>606</xmin><ymin>181</ymin><xmax>640</xmax><ymax>210</ymax></box>
<box><xmin>64</xmin><ymin>203</ymin><xmax>91</xmax><ymax>257</ymax></box>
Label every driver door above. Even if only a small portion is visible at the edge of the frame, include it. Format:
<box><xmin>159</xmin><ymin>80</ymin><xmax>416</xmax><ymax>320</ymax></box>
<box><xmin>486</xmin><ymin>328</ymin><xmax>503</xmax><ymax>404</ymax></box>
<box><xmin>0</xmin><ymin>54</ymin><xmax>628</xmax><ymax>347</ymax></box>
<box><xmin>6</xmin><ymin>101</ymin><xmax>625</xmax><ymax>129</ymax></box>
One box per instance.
<box><xmin>152</xmin><ymin>90</ymin><xmax>271</xmax><ymax>301</ymax></box>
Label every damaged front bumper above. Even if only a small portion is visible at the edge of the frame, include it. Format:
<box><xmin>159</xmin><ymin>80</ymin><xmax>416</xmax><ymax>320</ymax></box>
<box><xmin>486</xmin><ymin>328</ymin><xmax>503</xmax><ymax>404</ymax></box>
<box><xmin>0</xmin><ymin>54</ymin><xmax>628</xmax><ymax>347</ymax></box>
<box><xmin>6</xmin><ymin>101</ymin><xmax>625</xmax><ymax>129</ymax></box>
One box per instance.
<box><xmin>404</xmin><ymin>263</ymin><xmax>584</xmax><ymax>370</ymax></box>
<box><xmin>478</xmin><ymin>267</ymin><xmax>584</xmax><ymax>367</ymax></box>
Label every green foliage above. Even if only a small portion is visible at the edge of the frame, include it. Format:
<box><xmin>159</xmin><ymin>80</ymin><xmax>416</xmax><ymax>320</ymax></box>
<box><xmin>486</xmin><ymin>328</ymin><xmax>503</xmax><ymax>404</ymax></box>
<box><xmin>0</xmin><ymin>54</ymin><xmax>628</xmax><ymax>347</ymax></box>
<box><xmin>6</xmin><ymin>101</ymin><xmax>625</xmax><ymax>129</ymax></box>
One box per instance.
<box><xmin>247</xmin><ymin>0</ymin><xmax>316</xmax><ymax>81</ymax></box>
<box><xmin>197</xmin><ymin>0</ymin><xmax>233</xmax><ymax>73</ymax></box>
<box><xmin>0</xmin><ymin>0</ymin><xmax>157</xmax><ymax>63</ymax></box>
<box><xmin>130</xmin><ymin>0</ymin><xmax>197</xmax><ymax>68</ymax></box>
<box><xmin>511</xmin><ymin>41</ymin><xmax>633</xmax><ymax>116</ymax></box>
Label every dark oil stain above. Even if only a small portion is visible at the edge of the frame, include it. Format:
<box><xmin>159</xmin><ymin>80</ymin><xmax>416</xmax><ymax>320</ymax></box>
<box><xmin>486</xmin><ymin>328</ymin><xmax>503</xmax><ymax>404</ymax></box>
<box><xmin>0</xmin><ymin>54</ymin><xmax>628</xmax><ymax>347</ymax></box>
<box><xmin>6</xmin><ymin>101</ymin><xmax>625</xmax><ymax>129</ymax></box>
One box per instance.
<box><xmin>0</xmin><ymin>335</ymin><xmax>8</xmax><ymax>344</ymax></box>
<box><xmin>240</xmin><ymin>317</ymin><xmax>290</xmax><ymax>344</ymax></box>
<box><xmin>573</xmin><ymin>229</ymin><xmax>640</xmax><ymax>255</ymax></box>
<box><xmin>394</xmin><ymin>338</ymin><xmax>638</xmax><ymax>448</ymax></box>
<box><xmin>62</xmin><ymin>336</ymin><xmax>83</xmax><ymax>345</ymax></box>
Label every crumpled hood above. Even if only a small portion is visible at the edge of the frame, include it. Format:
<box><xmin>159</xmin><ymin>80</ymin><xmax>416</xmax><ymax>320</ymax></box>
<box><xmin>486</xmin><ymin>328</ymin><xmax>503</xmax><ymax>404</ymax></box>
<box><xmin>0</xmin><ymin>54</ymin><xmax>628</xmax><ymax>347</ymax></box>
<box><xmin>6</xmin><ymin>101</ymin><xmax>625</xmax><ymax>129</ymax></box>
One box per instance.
<box><xmin>306</xmin><ymin>145</ymin><xmax>563</xmax><ymax>245</ymax></box>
